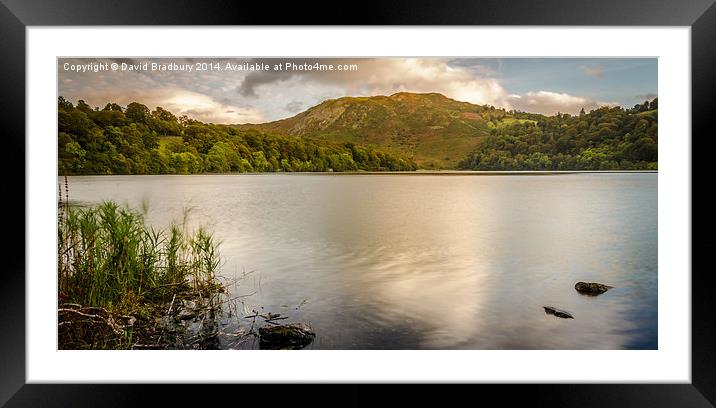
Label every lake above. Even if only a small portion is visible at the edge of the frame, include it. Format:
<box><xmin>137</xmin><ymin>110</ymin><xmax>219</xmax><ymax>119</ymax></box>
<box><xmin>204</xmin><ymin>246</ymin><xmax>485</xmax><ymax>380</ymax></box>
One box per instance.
<box><xmin>64</xmin><ymin>172</ymin><xmax>657</xmax><ymax>349</ymax></box>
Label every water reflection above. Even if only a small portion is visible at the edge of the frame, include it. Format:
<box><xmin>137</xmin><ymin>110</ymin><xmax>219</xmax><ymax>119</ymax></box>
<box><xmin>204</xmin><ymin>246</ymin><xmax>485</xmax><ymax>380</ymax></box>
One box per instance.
<box><xmin>65</xmin><ymin>173</ymin><xmax>657</xmax><ymax>349</ymax></box>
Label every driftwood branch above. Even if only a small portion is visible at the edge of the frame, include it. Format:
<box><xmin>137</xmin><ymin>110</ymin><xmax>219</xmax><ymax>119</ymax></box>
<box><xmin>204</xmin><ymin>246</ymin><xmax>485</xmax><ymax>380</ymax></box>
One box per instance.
<box><xmin>58</xmin><ymin>308</ymin><xmax>125</xmax><ymax>335</ymax></box>
<box><xmin>167</xmin><ymin>294</ymin><xmax>177</xmax><ymax>316</ymax></box>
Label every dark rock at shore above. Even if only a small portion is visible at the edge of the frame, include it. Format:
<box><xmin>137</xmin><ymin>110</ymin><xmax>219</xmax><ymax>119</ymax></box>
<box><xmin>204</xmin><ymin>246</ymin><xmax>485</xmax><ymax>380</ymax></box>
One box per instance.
<box><xmin>259</xmin><ymin>322</ymin><xmax>316</xmax><ymax>350</ymax></box>
<box><xmin>543</xmin><ymin>306</ymin><xmax>574</xmax><ymax>319</ymax></box>
<box><xmin>574</xmin><ymin>282</ymin><xmax>613</xmax><ymax>295</ymax></box>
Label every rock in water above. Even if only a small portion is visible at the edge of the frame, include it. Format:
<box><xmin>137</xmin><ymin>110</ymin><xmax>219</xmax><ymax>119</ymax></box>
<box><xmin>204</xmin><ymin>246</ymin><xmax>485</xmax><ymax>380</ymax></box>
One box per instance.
<box><xmin>543</xmin><ymin>306</ymin><xmax>574</xmax><ymax>319</ymax></box>
<box><xmin>574</xmin><ymin>282</ymin><xmax>613</xmax><ymax>295</ymax></box>
<box><xmin>259</xmin><ymin>322</ymin><xmax>316</xmax><ymax>350</ymax></box>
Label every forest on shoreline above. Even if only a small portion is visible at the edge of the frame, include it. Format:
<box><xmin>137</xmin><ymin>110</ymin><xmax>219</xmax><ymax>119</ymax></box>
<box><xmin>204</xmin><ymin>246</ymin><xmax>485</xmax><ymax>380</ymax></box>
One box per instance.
<box><xmin>58</xmin><ymin>95</ymin><xmax>657</xmax><ymax>175</ymax></box>
<box><xmin>58</xmin><ymin>97</ymin><xmax>417</xmax><ymax>175</ymax></box>
<box><xmin>458</xmin><ymin>101</ymin><xmax>658</xmax><ymax>171</ymax></box>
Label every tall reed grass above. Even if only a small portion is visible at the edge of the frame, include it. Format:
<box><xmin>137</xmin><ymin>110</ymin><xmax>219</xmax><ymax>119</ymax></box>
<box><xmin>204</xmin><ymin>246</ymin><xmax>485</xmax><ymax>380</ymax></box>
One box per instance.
<box><xmin>58</xmin><ymin>200</ymin><xmax>222</xmax><ymax>312</ymax></box>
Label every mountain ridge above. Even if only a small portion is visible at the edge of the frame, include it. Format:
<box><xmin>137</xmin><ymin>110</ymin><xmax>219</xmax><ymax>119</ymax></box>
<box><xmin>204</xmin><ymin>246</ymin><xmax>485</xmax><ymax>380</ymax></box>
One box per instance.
<box><xmin>236</xmin><ymin>91</ymin><xmax>657</xmax><ymax>170</ymax></box>
<box><xmin>235</xmin><ymin>92</ymin><xmax>540</xmax><ymax>169</ymax></box>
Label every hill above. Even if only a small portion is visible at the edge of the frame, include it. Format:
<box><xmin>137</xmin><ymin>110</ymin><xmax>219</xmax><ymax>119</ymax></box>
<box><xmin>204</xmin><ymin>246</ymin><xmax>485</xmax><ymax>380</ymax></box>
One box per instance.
<box><xmin>236</xmin><ymin>92</ymin><xmax>539</xmax><ymax>169</ymax></box>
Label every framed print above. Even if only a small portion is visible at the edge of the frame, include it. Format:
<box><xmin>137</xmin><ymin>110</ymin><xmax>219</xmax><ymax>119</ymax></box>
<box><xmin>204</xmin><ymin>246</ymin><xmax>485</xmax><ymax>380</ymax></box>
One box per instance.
<box><xmin>2</xmin><ymin>0</ymin><xmax>711</xmax><ymax>406</ymax></box>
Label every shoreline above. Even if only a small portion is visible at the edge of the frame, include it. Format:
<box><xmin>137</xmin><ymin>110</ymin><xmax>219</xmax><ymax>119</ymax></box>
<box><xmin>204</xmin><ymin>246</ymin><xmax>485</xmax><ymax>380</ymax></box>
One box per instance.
<box><xmin>61</xmin><ymin>170</ymin><xmax>658</xmax><ymax>177</ymax></box>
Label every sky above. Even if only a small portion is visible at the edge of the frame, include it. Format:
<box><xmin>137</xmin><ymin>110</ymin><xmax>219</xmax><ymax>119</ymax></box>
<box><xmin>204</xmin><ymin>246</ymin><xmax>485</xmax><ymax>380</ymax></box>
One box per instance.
<box><xmin>58</xmin><ymin>57</ymin><xmax>657</xmax><ymax>124</ymax></box>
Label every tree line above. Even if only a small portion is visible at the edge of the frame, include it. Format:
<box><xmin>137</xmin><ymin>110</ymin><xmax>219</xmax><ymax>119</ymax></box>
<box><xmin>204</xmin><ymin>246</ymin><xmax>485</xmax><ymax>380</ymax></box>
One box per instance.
<box><xmin>58</xmin><ymin>97</ymin><xmax>418</xmax><ymax>175</ymax></box>
<box><xmin>58</xmin><ymin>96</ymin><xmax>658</xmax><ymax>174</ymax></box>
<box><xmin>458</xmin><ymin>99</ymin><xmax>658</xmax><ymax>171</ymax></box>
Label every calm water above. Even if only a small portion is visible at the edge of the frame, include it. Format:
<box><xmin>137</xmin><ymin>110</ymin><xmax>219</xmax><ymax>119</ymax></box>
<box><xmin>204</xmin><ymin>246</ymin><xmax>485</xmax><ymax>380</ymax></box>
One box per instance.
<box><xmin>64</xmin><ymin>173</ymin><xmax>657</xmax><ymax>349</ymax></box>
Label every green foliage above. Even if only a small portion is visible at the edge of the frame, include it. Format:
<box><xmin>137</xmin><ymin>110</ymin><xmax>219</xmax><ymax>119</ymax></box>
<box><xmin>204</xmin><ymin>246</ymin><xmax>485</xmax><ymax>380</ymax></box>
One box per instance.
<box><xmin>58</xmin><ymin>94</ymin><xmax>658</xmax><ymax>173</ymax></box>
<box><xmin>458</xmin><ymin>101</ymin><xmax>658</xmax><ymax>170</ymax></box>
<box><xmin>58</xmin><ymin>201</ymin><xmax>221</xmax><ymax>311</ymax></box>
<box><xmin>58</xmin><ymin>97</ymin><xmax>417</xmax><ymax>174</ymax></box>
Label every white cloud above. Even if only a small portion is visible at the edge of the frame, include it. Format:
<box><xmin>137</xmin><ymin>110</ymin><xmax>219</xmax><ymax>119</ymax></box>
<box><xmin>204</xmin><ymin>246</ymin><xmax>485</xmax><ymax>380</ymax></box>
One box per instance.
<box><xmin>251</xmin><ymin>58</ymin><xmax>510</xmax><ymax>114</ymax></box>
<box><xmin>325</xmin><ymin>58</ymin><xmax>509</xmax><ymax>107</ymax></box>
<box><xmin>160</xmin><ymin>90</ymin><xmax>264</xmax><ymax>124</ymax></box>
<box><xmin>284</xmin><ymin>100</ymin><xmax>304</xmax><ymax>113</ymax></box>
<box><xmin>506</xmin><ymin>91</ymin><xmax>618</xmax><ymax>115</ymax></box>
<box><xmin>66</xmin><ymin>87</ymin><xmax>265</xmax><ymax>124</ymax></box>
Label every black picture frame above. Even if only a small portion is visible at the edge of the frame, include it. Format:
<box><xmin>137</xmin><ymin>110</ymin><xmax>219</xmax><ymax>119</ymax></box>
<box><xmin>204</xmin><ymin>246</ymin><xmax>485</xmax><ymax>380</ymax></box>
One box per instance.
<box><xmin>1</xmin><ymin>0</ymin><xmax>709</xmax><ymax>406</ymax></box>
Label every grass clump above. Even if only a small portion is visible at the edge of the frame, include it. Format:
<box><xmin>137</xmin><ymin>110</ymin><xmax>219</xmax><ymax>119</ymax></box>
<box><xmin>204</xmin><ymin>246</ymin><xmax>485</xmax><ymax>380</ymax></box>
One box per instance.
<box><xmin>58</xmin><ymin>197</ymin><xmax>224</xmax><ymax>349</ymax></box>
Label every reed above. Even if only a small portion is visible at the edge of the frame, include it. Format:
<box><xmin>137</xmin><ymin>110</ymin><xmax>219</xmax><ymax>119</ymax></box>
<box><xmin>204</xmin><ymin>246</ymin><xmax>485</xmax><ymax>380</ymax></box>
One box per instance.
<box><xmin>58</xmin><ymin>200</ymin><xmax>221</xmax><ymax>311</ymax></box>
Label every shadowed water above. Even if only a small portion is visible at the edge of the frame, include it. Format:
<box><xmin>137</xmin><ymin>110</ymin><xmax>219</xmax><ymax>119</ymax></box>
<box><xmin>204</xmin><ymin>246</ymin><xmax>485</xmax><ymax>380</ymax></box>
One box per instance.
<box><xmin>64</xmin><ymin>173</ymin><xmax>657</xmax><ymax>349</ymax></box>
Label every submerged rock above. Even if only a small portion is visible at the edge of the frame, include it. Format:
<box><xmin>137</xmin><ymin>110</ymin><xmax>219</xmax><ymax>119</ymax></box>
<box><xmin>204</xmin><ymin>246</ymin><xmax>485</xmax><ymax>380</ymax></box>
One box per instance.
<box><xmin>543</xmin><ymin>306</ymin><xmax>574</xmax><ymax>319</ymax></box>
<box><xmin>574</xmin><ymin>282</ymin><xmax>613</xmax><ymax>295</ymax></box>
<box><xmin>259</xmin><ymin>322</ymin><xmax>316</xmax><ymax>350</ymax></box>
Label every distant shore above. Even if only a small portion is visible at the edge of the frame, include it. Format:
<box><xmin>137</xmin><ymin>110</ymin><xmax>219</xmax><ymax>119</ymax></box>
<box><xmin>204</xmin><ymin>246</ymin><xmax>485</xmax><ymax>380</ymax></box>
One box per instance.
<box><xmin>294</xmin><ymin>170</ymin><xmax>659</xmax><ymax>176</ymax></box>
<box><xmin>63</xmin><ymin>170</ymin><xmax>658</xmax><ymax>177</ymax></box>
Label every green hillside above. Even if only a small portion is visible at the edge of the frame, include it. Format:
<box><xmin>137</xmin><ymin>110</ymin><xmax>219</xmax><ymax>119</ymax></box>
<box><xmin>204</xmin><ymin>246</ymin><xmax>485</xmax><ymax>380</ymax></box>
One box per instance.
<box><xmin>237</xmin><ymin>92</ymin><xmax>539</xmax><ymax>169</ymax></box>
<box><xmin>459</xmin><ymin>101</ymin><xmax>658</xmax><ymax>170</ymax></box>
